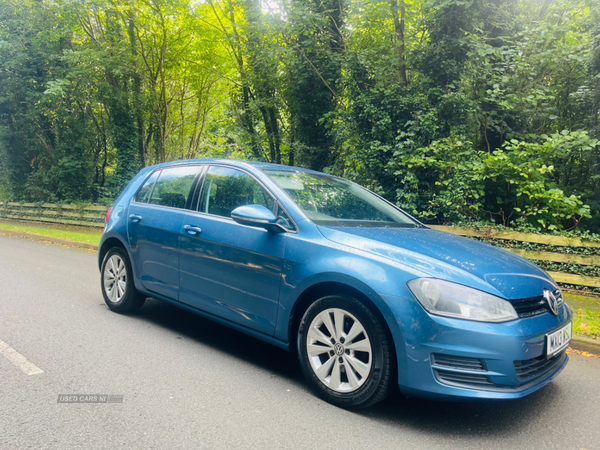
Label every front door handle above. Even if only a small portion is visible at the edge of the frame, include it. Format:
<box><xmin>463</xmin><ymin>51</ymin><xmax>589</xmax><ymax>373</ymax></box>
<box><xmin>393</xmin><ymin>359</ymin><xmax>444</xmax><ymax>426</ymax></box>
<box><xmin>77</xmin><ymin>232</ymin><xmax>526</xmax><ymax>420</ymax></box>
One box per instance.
<box><xmin>183</xmin><ymin>225</ymin><xmax>202</xmax><ymax>235</ymax></box>
<box><xmin>129</xmin><ymin>214</ymin><xmax>143</xmax><ymax>222</ymax></box>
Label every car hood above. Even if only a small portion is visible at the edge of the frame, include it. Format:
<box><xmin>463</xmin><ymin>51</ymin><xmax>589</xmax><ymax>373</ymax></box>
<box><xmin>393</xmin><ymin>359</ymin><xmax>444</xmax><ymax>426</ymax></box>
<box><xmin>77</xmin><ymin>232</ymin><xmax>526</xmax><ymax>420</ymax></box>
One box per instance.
<box><xmin>317</xmin><ymin>226</ymin><xmax>557</xmax><ymax>300</ymax></box>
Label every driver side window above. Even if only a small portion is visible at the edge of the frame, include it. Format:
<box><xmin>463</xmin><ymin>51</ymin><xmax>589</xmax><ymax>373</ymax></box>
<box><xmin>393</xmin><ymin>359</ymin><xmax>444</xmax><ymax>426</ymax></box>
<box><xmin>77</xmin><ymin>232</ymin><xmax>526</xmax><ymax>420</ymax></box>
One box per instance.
<box><xmin>198</xmin><ymin>166</ymin><xmax>274</xmax><ymax>218</ymax></box>
<box><xmin>197</xmin><ymin>166</ymin><xmax>295</xmax><ymax>231</ymax></box>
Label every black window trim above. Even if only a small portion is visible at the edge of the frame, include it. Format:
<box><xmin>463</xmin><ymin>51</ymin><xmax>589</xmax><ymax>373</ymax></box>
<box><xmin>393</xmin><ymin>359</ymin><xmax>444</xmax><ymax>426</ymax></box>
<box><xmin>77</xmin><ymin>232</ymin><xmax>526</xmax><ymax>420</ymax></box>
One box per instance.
<box><xmin>132</xmin><ymin>164</ymin><xmax>206</xmax><ymax>212</ymax></box>
<box><xmin>189</xmin><ymin>163</ymin><xmax>298</xmax><ymax>233</ymax></box>
<box><xmin>146</xmin><ymin>170</ymin><xmax>160</xmax><ymax>205</ymax></box>
<box><xmin>134</xmin><ymin>169</ymin><xmax>162</xmax><ymax>204</ymax></box>
<box><xmin>189</xmin><ymin>165</ymin><xmax>208</xmax><ymax>211</ymax></box>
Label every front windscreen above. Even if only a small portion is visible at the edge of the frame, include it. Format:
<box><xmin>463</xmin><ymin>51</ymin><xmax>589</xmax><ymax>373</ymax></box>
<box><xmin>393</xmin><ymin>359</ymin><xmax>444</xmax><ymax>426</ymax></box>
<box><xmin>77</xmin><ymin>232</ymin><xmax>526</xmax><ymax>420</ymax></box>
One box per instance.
<box><xmin>263</xmin><ymin>170</ymin><xmax>418</xmax><ymax>228</ymax></box>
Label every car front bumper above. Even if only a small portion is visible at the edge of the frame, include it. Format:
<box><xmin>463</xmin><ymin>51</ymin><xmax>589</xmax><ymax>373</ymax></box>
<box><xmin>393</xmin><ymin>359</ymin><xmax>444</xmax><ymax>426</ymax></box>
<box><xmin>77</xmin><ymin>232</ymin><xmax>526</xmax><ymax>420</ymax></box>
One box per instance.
<box><xmin>381</xmin><ymin>293</ymin><xmax>573</xmax><ymax>400</ymax></box>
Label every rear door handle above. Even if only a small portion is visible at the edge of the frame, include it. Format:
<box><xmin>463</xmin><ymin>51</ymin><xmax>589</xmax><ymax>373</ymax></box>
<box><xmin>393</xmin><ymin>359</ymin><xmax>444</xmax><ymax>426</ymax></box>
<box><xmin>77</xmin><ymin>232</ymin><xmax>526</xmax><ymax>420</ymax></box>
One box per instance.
<box><xmin>183</xmin><ymin>225</ymin><xmax>202</xmax><ymax>235</ymax></box>
<box><xmin>129</xmin><ymin>214</ymin><xmax>143</xmax><ymax>223</ymax></box>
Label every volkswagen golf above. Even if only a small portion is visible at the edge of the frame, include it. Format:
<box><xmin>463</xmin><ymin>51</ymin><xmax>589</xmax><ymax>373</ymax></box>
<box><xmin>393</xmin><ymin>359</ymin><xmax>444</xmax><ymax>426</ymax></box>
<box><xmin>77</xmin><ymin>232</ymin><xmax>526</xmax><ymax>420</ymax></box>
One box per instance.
<box><xmin>99</xmin><ymin>159</ymin><xmax>572</xmax><ymax>408</ymax></box>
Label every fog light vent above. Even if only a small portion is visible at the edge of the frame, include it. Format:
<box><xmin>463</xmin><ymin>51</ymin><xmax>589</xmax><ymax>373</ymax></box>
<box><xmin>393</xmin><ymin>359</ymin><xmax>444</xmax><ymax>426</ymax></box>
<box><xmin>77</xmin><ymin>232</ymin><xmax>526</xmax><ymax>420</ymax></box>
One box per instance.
<box><xmin>431</xmin><ymin>353</ymin><xmax>486</xmax><ymax>372</ymax></box>
<box><xmin>434</xmin><ymin>369</ymin><xmax>495</xmax><ymax>387</ymax></box>
<box><xmin>514</xmin><ymin>350</ymin><xmax>566</xmax><ymax>381</ymax></box>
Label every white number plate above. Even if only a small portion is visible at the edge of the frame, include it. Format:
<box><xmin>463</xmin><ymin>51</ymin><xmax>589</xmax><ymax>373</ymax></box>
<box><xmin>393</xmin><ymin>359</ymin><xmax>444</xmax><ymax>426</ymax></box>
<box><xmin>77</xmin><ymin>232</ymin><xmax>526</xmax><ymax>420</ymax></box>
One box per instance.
<box><xmin>546</xmin><ymin>322</ymin><xmax>572</xmax><ymax>357</ymax></box>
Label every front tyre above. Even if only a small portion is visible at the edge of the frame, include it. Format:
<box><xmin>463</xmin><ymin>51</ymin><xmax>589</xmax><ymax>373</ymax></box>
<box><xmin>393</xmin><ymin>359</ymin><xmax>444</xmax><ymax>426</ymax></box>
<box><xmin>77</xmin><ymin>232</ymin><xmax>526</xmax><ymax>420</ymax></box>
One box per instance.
<box><xmin>101</xmin><ymin>247</ymin><xmax>145</xmax><ymax>313</ymax></box>
<box><xmin>297</xmin><ymin>295</ymin><xmax>395</xmax><ymax>409</ymax></box>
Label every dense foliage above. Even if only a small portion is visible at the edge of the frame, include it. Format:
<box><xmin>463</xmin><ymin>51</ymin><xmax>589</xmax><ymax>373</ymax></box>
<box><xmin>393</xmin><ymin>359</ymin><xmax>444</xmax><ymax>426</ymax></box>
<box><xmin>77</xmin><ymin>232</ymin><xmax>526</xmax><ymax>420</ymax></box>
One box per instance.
<box><xmin>0</xmin><ymin>0</ymin><xmax>599</xmax><ymax>231</ymax></box>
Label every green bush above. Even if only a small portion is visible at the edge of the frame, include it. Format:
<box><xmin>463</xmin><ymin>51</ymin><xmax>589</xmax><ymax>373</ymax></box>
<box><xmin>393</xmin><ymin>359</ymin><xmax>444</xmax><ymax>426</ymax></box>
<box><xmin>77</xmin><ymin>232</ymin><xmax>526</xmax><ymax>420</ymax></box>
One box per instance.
<box><xmin>387</xmin><ymin>131</ymin><xmax>597</xmax><ymax>230</ymax></box>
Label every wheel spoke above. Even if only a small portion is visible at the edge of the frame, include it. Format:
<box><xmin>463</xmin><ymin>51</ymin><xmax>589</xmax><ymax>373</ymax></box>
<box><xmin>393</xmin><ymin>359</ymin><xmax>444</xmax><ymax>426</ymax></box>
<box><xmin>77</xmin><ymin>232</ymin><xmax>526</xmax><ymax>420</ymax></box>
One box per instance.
<box><xmin>117</xmin><ymin>280</ymin><xmax>126</xmax><ymax>299</ymax></box>
<box><xmin>319</xmin><ymin>311</ymin><xmax>337</xmax><ymax>341</ymax></box>
<box><xmin>315</xmin><ymin>355</ymin><xmax>335</xmax><ymax>380</ymax></box>
<box><xmin>333</xmin><ymin>309</ymin><xmax>345</xmax><ymax>341</ymax></box>
<box><xmin>345</xmin><ymin>361</ymin><xmax>361</xmax><ymax>389</ymax></box>
<box><xmin>345</xmin><ymin>339</ymin><xmax>371</xmax><ymax>353</ymax></box>
<box><xmin>307</xmin><ymin>343</ymin><xmax>331</xmax><ymax>357</ymax></box>
<box><xmin>345</xmin><ymin>321</ymin><xmax>363</xmax><ymax>344</ymax></box>
<box><xmin>109</xmin><ymin>284</ymin><xmax>117</xmax><ymax>302</ymax></box>
<box><xmin>307</xmin><ymin>326</ymin><xmax>334</xmax><ymax>348</ymax></box>
<box><xmin>328</xmin><ymin>359</ymin><xmax>342</xmax><ymax>390</ymax></box>
<box><xmin>116</xmin><ymin>261</ymin><xmax>124</xmax><ymax>278</ymax></box>
<box><xmin>344</xmin><ymin>354</ymin><xmax>370</xmax><ymax>379</ymax></box>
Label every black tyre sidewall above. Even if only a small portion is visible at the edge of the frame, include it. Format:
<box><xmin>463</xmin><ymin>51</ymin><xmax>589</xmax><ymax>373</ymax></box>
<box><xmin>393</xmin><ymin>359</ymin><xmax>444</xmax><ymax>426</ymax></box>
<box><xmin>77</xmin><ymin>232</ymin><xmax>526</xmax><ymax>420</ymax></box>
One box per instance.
<box><xmin>297</xmin><ymin>295</ymin><xmax>391</xmax><ymax>409</ymax></box>
<box><xmin>100</xmin><ymin>247</ymin><xmax>144</xmax><ymax>313</ymax></box>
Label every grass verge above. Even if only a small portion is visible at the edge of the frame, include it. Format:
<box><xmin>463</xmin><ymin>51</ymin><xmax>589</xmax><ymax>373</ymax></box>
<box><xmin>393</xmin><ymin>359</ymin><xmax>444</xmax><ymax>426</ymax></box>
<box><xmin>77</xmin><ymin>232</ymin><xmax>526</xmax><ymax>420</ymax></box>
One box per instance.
<box><xmin>571</xmin><ymin>309</ymin><xmax>600</xmax><ymax>339</ymax></box>
<box><xmin>0</xmin><ymin>220</ymin><xmax>102</xmax><ymax>246</ymax></box>
<box><xmin>563</xmin><ymin>291</ymin><xmax>600</xmax><ymax>339</ymax></box>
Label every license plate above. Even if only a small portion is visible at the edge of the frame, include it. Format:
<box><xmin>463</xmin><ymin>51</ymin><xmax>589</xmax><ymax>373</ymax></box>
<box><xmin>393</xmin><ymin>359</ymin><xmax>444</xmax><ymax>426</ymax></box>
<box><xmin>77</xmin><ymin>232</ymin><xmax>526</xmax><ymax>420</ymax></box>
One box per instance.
<box><xmin>546</xmin><ymin>322</ymin><xmax>572</xmax><ymax>357</ymax></box>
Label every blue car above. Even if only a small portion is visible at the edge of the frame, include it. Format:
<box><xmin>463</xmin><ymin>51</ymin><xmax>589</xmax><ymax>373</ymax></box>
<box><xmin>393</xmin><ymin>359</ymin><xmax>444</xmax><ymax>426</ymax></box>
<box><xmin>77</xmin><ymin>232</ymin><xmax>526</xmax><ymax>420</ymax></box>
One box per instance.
<box><xmin>99</xmin><ymin>159</ymin><xmax>572</xmax><ymax>408</ymax></box>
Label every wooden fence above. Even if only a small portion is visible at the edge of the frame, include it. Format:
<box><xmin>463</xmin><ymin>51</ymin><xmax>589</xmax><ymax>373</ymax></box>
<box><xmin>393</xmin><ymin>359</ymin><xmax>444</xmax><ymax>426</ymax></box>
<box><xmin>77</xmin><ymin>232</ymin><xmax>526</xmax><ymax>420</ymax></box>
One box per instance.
<box><xmin>0</xmin><ymin>202</ymin><xmax>598</xmax><ymax>288</ymax></box>
<box><xmin>0</xmin><ymin>202</ymin><xmax>106</xmax><ymax>228</ymax></box>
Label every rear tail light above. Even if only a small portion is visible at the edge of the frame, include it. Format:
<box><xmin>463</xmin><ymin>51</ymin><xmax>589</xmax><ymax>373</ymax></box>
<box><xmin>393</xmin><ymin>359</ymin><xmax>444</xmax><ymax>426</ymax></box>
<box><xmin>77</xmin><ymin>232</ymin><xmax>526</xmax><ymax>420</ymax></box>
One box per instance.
<box><xmin>105</xmin><ymin>206</ymin><xmax>113</xmax><ymax>223</ymax></box>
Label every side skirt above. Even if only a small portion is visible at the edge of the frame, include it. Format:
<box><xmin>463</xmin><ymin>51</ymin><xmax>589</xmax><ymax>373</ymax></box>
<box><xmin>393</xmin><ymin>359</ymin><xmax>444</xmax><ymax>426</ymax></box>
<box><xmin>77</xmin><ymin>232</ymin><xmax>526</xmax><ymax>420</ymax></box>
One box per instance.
<box><xmin>138</xmin><ymin>290</ymin><xmax>291</xmax><ymax>352</ymax></box>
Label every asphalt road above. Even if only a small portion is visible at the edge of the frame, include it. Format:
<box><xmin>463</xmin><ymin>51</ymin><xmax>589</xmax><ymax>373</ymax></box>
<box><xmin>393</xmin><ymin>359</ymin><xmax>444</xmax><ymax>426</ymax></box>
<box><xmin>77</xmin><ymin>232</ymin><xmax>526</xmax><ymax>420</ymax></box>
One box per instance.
<box><xmin>1</xmin><ymin>234</ymin><xmax>599</xmax><ymax>450</ymax></box>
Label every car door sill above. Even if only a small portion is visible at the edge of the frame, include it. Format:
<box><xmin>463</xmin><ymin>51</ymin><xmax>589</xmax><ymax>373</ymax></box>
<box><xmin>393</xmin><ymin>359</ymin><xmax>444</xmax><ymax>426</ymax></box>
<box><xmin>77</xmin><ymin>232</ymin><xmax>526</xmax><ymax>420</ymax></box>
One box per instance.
<box><xmin>141</xmin><ymin>292</ymin><xmax>290</xmax><ymax>352</ymax></box>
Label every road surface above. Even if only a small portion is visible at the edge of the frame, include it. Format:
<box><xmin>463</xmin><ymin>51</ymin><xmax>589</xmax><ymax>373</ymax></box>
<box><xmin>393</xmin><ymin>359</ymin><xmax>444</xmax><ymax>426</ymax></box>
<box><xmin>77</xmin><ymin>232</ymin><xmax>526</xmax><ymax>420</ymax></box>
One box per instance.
<box><xmin>1</xmin><ymin>234</ymin><xmax>599</xmax><ymax>449</ymax></box>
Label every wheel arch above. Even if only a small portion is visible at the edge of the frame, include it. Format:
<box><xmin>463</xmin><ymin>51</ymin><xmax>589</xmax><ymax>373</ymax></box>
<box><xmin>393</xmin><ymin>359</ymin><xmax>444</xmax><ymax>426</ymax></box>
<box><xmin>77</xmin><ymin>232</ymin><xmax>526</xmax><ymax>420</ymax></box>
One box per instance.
<box><xmin>287</xmin><ymin>280</ymin><xmax>400</xmax><ymax>365</ymax></box>
<box><xmin>98</xmin><ymin>233</ymin><xmax>148</xmax><ymax>297</ymax></box>
<box><xmin>98</xmin><ymin>235</ymin><xmax>129</xmax><ymax>270</ymax></box>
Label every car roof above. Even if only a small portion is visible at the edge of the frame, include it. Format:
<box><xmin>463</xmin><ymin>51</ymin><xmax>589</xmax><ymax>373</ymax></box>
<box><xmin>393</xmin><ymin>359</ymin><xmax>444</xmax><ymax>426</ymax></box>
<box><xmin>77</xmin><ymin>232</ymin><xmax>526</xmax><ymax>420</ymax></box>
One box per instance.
<box><xmin>145</xmin><ymin>158</ymin><xmax>325</xmax><ymax>176</ymax></box>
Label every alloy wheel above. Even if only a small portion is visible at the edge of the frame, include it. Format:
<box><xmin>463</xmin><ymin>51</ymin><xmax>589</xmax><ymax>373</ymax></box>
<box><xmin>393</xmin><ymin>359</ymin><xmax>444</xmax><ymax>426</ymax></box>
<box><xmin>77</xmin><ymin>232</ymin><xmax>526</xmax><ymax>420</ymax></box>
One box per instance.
<box><xmin>305</xmin><ymin>308</ymin><xmax>373</xmax><ymax>393</ymax></box>
<box><xmin>103</xmin><ymin>254</ymin><xmax>127</xmax><ymax>303</ymax></box>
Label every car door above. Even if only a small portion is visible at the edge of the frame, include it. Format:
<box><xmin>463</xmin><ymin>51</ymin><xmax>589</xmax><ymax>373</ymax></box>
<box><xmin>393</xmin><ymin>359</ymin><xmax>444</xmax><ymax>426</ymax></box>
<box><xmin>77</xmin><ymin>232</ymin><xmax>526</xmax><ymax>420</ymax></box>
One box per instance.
<box><xmin>128</xmin><ymin>164</ymin><xmax>202</xmax><ymax>300</ymax></box>
<box><xmin>178</xmin><ymin>165</ymin><xmax>290</xmax><ymax>335</ymax></box>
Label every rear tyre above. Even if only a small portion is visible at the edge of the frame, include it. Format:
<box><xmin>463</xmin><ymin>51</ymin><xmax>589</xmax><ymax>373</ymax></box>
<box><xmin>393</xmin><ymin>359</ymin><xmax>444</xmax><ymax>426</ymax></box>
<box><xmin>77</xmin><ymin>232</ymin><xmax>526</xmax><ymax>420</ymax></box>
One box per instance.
<box><xmin>101</xmin><ymin>247</ymin><xmax>145</xmax><ymax>313</ymax></box>
<box><xmin>297</xmin><ymin>295</ymin><xmax>394</xmax><ymax>409</ymax></box>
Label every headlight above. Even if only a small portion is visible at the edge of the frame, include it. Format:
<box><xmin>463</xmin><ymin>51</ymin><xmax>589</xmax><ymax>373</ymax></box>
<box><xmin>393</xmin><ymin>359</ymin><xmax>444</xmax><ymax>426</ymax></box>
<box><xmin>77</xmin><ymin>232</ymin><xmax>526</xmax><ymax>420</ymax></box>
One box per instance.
<box><xmin>407</xmin><ymin>278</ymin><xmax>518</xmax><ymax>322</ymax></box>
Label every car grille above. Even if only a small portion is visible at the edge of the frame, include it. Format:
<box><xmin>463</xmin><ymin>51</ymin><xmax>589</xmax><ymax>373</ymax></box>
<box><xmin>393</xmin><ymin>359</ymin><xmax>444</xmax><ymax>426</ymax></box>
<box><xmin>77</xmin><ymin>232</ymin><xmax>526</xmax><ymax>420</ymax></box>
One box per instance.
<box><xmin>431</xmin><ymin>353</ymin><xmax>486</xmax><ymax>371</ymax></box>
<box><xmin>508</xmin><ymin>289</ymin><xmax>563</xmax><ymax>318</ymax></box>
<box><xmin>514</xmin><ymin>350</ymin><xmax>567</xmax><ymax>381</ymax></box>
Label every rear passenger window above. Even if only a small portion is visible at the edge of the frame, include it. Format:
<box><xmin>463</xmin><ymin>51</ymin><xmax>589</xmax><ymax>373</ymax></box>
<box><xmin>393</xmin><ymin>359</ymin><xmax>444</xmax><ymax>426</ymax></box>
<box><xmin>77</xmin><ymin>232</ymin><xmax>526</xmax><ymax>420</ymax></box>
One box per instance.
<box><xmin>148</xmin><ymin>166</ymin><xmax>200</xmax><ymax>209</ymax></box>
<box><xmin>136</xmin><ymin>171</ymin><xmax>160</xmax><ymax>203</ymax></box>
<box><xmin>198</xmin><ymin>166</ymin><xmax>275</xmax><ymax>218</ymax></box>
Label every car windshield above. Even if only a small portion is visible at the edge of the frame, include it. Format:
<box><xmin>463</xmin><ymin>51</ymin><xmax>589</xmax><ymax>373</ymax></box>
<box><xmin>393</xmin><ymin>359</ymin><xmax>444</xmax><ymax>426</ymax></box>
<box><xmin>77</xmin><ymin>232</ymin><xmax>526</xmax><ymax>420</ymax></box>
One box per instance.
<box><xmin>263</xmin><ymin>170</ymin><xmax>418</xmax><ymax>228</ymax></box>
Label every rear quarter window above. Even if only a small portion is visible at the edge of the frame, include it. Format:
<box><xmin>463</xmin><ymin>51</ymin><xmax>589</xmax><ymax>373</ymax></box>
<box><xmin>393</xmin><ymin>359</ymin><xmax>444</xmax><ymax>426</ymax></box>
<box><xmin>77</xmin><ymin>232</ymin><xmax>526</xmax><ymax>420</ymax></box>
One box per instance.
<box><xmin>147</xmin><ymin>166</ymin><xmax>200</xmax><ymax>209</ymax></box>
<box><xmin>135</xmin><ymin>171</ymin><xmax>161</xmax><ymax>203</ymax></box>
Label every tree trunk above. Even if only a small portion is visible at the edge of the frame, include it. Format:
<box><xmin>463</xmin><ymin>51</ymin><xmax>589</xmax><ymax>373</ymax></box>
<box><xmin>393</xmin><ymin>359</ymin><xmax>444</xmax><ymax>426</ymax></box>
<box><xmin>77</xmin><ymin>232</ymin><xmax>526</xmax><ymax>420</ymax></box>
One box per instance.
<box><xmin>127</xmin><ymin>10</ymin><xmax>145</xmax><ymax>167</ymax></box>
<box><xmin>390</xmin><ymin>0</ymin><xmax>408</xmax><ymax>85</ymax></box>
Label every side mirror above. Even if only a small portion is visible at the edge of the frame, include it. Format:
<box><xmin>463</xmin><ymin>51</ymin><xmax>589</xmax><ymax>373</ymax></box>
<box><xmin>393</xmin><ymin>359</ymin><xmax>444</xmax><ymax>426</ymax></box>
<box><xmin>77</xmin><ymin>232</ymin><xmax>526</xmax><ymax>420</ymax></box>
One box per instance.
<box><xmin>231</xmin><ymin>205</ymin><xmax>287</xmax><ymax>233</ymax></box>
